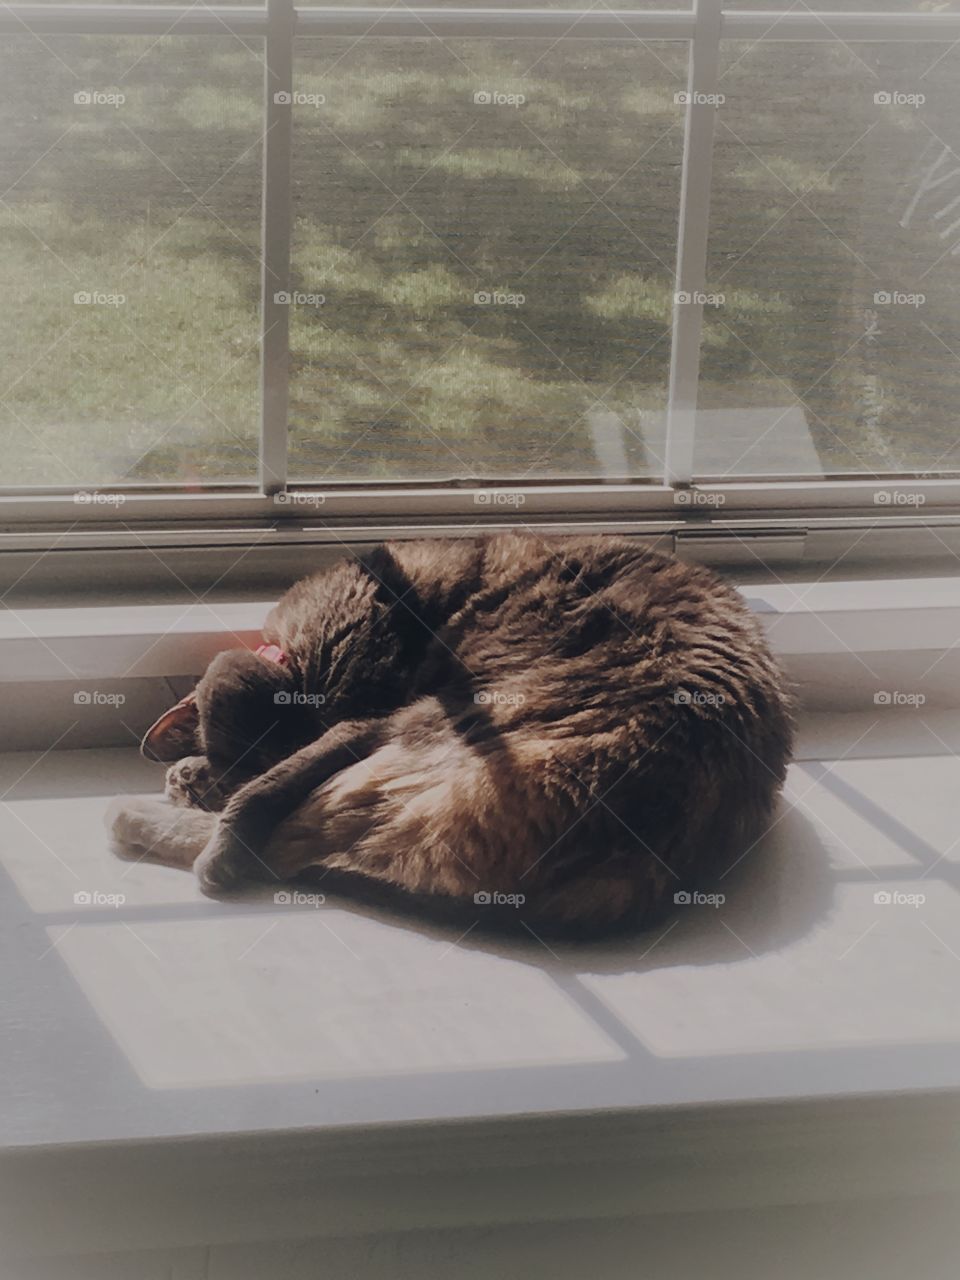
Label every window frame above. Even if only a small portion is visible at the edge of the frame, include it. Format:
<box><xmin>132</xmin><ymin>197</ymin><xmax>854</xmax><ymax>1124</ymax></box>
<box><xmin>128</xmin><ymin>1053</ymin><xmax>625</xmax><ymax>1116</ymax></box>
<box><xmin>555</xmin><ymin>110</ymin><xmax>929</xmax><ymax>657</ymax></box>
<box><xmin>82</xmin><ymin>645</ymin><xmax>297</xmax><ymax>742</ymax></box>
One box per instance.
<box><xmin>3</xmin><ymin>1</ymin><xmax>960</xmax><ymax>541</ymax></box>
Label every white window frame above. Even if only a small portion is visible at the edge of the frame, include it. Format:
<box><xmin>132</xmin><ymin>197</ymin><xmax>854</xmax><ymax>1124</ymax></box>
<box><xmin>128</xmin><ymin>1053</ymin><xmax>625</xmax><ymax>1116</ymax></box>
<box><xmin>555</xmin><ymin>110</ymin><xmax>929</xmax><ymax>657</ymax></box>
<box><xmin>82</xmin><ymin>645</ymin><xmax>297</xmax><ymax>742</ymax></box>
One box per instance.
<box><xmin>3</xmin><ymin>2</ymin><xmax>960</xmax><ymax>539</ymax></box>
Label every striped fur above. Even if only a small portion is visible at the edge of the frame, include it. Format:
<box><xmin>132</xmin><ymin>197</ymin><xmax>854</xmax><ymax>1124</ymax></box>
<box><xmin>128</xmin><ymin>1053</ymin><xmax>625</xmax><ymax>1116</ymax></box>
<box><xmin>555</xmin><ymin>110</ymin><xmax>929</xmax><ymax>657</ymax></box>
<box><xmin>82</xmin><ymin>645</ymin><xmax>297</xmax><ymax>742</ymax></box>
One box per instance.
<box><xmin>108</xmin><ymin>534</ymin><xmax>793</xmax><ymax>938</ymax></box>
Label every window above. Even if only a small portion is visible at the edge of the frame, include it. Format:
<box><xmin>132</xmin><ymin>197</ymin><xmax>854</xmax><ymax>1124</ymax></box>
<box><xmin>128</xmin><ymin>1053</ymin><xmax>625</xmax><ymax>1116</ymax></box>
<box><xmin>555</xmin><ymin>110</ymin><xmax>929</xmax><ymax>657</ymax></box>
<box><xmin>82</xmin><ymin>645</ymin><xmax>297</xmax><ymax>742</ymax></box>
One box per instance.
<box><xmin>2</xmin><ymin>0</ymin><xmax>960</xmax><ymax>540</ymax></box>
<box><xmin>286</xmin><ymin>35</ymin><xmax>684</xmax><ymax>483</ymax></box>
<box><xmin>1</xmin><ymin>34</ymin><xmax>263</xmax><ymax>487</ymax></box>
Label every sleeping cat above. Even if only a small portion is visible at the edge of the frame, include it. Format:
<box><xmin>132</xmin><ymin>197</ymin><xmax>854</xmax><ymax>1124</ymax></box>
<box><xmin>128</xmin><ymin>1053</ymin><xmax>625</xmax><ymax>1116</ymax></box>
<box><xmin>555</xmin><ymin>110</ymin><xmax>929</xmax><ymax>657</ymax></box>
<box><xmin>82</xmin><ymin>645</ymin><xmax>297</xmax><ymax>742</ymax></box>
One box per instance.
<box><xmin>107</xmin><ymin>533</ymin><xmax>793</xmax><ymax>937</ymax></box>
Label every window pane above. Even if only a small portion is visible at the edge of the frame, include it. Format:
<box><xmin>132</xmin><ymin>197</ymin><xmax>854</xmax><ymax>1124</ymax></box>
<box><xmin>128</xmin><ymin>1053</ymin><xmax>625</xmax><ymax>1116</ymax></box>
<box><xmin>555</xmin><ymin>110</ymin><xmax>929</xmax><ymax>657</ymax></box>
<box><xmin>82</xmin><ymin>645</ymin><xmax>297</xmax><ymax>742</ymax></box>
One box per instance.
<box><xmin>698</xmin><ymin>41</ymin><xmax>960</xmax><ymax>478</ymax></box>
<box><xmin>0</xmin><ymin>36</ymin><xmax>262</xmax><ymax>486</ymax></box>
<box><xmin>288</xmin><ymin>38</ymin><xmax>685</xmax><ymax>482</ymax></box>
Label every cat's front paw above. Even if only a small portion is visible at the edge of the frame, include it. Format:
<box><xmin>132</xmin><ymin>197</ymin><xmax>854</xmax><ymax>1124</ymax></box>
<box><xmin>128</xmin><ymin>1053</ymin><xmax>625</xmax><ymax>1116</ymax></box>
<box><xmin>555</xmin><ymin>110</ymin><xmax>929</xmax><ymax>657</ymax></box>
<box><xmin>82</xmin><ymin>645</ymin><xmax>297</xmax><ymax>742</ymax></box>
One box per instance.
<box><xmin>193</xmin><ymin>824</ymin><xmax>276</xmax><ymax>896</ymax></box>
<box><xmin>165</xmin><ymin>755</ymin><xmax>232</xmax><ymax>811</ymax></box>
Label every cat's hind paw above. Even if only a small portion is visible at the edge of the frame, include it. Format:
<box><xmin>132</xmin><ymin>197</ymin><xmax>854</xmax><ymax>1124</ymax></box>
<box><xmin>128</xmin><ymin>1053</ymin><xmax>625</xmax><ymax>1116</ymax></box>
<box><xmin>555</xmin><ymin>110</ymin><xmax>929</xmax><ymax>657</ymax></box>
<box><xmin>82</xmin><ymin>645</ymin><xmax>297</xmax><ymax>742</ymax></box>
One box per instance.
<box><xmin>106</xmin><ymin>795</ymin><xmax>215</xmax><ymax>870</ymax></box>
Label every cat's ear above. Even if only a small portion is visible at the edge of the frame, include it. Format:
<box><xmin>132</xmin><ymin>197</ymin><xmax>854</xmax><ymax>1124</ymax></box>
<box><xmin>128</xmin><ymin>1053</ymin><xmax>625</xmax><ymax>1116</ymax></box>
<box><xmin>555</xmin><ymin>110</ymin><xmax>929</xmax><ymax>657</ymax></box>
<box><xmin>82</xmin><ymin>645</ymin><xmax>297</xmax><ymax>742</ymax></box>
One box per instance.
<box><xmin>141</xmin><ymin>692</ymin><xmax>201</xmax><ymax>762</ymax></box>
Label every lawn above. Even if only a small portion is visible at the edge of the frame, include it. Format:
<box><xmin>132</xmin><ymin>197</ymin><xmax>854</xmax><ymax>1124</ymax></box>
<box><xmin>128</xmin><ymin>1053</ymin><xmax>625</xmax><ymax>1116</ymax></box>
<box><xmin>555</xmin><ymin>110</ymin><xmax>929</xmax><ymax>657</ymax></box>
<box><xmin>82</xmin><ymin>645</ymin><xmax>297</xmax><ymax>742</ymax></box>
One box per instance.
<box><xmin>1</xmin><ymin>30</ymin><xmax>958</xmax><ymax>487</ymax></box>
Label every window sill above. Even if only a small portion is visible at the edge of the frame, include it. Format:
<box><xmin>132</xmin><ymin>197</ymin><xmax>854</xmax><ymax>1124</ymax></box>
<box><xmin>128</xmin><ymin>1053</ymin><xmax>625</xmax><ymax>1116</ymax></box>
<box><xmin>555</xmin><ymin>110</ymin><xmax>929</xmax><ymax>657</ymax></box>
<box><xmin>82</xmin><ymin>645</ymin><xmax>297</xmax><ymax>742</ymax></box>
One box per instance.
<box><xmin>0</xmin><ymin>716</ymin><xmax>958</xmax><ymax>1254</ymax></box>
<box><xmin>2</xmin><ymin>571</ymin><xmax>960</xmax><ymax>1254</ymax></box>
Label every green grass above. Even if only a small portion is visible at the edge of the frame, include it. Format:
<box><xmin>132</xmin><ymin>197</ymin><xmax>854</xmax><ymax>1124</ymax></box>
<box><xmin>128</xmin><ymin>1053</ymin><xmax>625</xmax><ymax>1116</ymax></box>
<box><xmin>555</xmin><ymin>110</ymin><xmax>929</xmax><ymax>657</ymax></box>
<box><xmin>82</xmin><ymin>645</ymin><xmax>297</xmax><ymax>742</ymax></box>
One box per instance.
<box><xmin>0</xmin><ymin>203</ymin><xmax>259</xmax><ymax>484</ymax></box>
<box><xmin>1</xmin><ymin>32</ymin><xmax>959</xmax><ymax>485</ymax></box>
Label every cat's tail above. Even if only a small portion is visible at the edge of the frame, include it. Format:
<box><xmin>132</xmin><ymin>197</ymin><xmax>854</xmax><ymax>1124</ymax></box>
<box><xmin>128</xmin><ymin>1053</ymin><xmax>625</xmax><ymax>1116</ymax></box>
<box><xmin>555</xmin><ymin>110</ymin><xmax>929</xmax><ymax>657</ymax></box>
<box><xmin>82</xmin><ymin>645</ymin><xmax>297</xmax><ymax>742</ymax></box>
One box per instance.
<box><xmin>294</xmin><ymin>863</ymin><xmax>664</xmax><ymax>942</ymax></box>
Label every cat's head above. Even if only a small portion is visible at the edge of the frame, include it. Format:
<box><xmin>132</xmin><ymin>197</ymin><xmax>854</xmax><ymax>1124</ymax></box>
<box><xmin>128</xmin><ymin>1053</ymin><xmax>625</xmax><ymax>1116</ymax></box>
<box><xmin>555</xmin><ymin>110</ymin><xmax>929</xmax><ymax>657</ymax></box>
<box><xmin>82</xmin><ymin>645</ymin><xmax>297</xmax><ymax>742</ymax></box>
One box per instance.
<box><xmin>141</xmin><ymin>645</ymin><xmax>312</xmax><ymax>768</ymax></box>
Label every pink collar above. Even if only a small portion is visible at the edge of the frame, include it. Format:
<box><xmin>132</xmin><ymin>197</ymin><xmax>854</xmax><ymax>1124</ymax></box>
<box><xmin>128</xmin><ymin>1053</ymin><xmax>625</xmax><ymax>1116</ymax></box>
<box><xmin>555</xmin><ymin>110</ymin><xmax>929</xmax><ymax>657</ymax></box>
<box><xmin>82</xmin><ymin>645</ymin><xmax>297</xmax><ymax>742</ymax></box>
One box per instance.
<box><xmin>255</xmin><ymin>643</ymin><xmax>288</xmax><ymax>665</ymax></box>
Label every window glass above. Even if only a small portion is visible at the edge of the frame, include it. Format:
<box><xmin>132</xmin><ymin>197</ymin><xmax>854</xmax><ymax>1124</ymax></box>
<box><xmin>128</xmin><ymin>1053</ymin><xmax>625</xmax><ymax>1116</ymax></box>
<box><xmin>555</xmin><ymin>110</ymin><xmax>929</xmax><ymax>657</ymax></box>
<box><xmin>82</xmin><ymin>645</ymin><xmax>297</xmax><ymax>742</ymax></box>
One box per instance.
<box><xmin>0</xmin><ymin>36</ymin><xmax>262</xmax><ymax>486</ymax></box>
<box><xmin>697</xmin><ymin>41</ymin><xmax>960</xmax><ymax>478</ymax></box>
<box><xmin>288</xmin><ymin>38</ymin><xmax>686</xmax><ymax>482</ymax></box>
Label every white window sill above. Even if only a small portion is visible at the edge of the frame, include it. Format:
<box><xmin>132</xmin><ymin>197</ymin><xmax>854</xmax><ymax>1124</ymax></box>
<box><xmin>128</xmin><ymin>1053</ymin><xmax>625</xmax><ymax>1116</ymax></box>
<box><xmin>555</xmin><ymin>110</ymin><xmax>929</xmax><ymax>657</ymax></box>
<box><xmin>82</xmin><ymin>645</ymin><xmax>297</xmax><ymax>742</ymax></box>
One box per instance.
<box><xmin>0</xmin><ymin>711</ymin><xmax>959</xmax><ymax>1253</ymax></box>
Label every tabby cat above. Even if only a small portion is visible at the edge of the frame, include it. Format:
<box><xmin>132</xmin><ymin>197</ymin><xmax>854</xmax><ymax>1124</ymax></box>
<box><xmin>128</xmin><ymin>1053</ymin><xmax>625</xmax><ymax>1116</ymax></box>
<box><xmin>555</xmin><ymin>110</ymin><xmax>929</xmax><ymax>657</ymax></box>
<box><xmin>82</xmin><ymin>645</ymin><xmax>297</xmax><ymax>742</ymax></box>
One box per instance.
<box><xmin>107</xmin><ymin>533</ymin><xmax>793</xmax><ymax>937</ymax></box>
